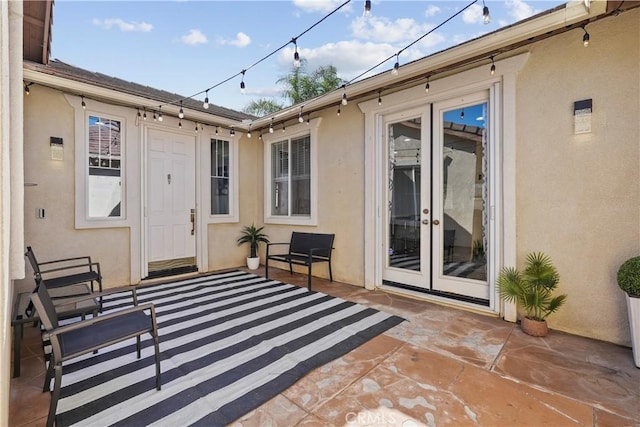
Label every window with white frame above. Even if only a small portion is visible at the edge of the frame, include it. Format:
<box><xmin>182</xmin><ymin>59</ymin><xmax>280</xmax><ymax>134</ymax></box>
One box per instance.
<box><xmin>264</xmin><ymin>118</ymin><xmax>319</xmax><ymax>225</ymax></box>
<box><xmin>87</xmin><ymin>115</ymin><xmax>122</xmax><ymax>218</ymax></box>
<box><xmin>271</xmin><ymin>135</ymin><xmax>311</xmax><ymax>217</ymax></box>
<box><xmin>211</xmin><ymin>138</ymin><xmax>230</xmax><ymax>215</ymax></box>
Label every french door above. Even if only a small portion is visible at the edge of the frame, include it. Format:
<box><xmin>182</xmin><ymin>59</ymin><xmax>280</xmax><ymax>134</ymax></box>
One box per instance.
<box><xmin>383</xmin><ymin>92</ymin><xmax>490</xmax><ymax>302</ymax></box>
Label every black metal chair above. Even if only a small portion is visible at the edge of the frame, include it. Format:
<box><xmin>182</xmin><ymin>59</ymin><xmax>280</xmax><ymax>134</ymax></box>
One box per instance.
<box><xmin>25</xmin><ymin>246</ymin><xmax>103</xmax><ymax>313</ymax></box>
<box><xmin>30</xmin><ymin>280</ymin><xmax>161</xmax><ymax>427</ymax></box>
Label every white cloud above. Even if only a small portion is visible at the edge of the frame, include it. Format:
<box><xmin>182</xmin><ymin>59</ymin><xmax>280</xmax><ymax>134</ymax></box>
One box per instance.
<box><xmin>462</xmin><ymin>4</ymin><xmax>484</xmax><ymax>24</ymax></box>
<box><xmin>505</xmin><ymin>0</ymin><xmax>538</xmax><ymax>21</ymax></box>
<box><xmin>424</xmin><ymin>5</ymin><xmax>441</xmax><ymax>17</ymax></box>
<box><xmin>218</xmin><ymin>32</ymin><xmax>252</xmax><ymax>48</ymax></box>
<box><xmin>293</xmin><ymin>0</ymin><xmax>352</xmax><ymax>13</ymax></box>
<box><xmin>181</xmin><ymin>29</ymin><xmax>208</xmax><ymax>45</ymax></box>
<box><xmin>92</xmin><ymin>18</ymin><xmax>152</xmax><ymax>32</ymax></box>
<box><xmin>351</xmin><ymin>16</ymin><xmax>440</xmax><ymax>45</ymax></box>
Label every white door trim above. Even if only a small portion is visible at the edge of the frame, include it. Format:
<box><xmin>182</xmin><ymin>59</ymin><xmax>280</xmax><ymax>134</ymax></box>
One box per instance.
<box><xmin>359</xmin><ymin>53</ymin><xmax>529</xmax><ymax>315</ymax></box>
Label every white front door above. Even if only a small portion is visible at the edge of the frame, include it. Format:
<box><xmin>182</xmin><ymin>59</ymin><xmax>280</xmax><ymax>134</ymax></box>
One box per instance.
<box><xmin>382</xmin><ymin>92</ymin><xmax>490</xmax><ymax>302</ymax></box>
<box><xmin>146</xmin><ymin>128</ymin><xmax>196</xmax><ymax>275</ymax></box>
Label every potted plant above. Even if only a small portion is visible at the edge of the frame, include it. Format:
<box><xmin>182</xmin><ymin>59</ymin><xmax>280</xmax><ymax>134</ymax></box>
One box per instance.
<box><xmin>497</xmin><ymin>252</ymin><xmax>567</xmax><ymax>337</ymax></box>
<box><xmin>237</xmin><ymin>224</ymin><xmax>269</xmax><ymax>270</ymax></box>
<box><xmin>617</xmin><ymin>256</ymin><xmax>640</xmax><ymax>367</ymax></box>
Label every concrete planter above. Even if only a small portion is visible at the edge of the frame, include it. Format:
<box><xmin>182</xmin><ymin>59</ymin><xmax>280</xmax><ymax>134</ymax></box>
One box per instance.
<box><xmin>625</xmin><ymin>293</ymin><xmax>640</xmax><ymax>368</ymax></box>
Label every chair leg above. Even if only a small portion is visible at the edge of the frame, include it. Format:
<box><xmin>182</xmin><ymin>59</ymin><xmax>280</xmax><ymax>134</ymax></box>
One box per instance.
<box><xmin>328</xmin><ymin>261</ymin><xmax>333</xmax><ymax>282</ymax></box>
<box><xmin>153</xmin><ymin>333</ymin><xmax>161</xmax><ymax>390</ymax></box>
<box><xmin>47</xmin><ymin>364</ymin><xmax>63</xmax><ymax>427</ymax></box>
<box><xmin>136</xmin><ymin>336</ymin><xmax>141</xmax><ymax>358</ymax></box>
<box><xmin>265</xmin><ymin>257</ymin><xmax>269</xmax><ymax>279</ymax></box>
<box><xmin>289</xmin><ymin>261</ymin><xmax>293</xmax><ymax>275</ymax></box>
<box><xmin>307</xmin><ymin>264</ymin><xmax>312</xmax><ymax>290</ymax></box>
<box><xmin>43</xmin><ymin>357</ymin><xmax>54</xmax><ymax>391</ymax></box>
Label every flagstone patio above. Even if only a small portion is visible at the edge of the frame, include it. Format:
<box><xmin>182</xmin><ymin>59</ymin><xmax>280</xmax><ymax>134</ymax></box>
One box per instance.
<box><xmin>9</xmin><ymin>267</ymin><xmax>639</xmax><ymax>426</ymax></box>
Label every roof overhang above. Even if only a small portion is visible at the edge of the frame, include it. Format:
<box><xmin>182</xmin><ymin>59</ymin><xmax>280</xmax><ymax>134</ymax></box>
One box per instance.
<box><xmin>23</xmin><ymin>0</ymin><xmax>52</xmax><ymax>64</ymax></box>
<box><xmin>22</xmin><ymin>62</ymin><xmax>243</xmax><ymax>128</ymax></box>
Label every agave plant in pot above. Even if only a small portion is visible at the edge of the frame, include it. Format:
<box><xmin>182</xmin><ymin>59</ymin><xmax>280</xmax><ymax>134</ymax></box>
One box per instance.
<box><xmin>497</xmin><ymin>252</ymin><xmax>567</xmax><ymax>337</ymax></box>
<box><xmin>237</xmin><ymin>224</ymin><xmax>269</xmax><ymax>270</ymax></box>
<box><xmin>617</xmin><ymin>256</ymin><xmax>640</xmax><ymax>367</ymax></box>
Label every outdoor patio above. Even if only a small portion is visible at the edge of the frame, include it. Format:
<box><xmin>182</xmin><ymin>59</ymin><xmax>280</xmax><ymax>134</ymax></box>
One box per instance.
<box><xmin>9</xmin><ymin>267</ymin><xmax>639</xmax><ymax>427</ymax></box>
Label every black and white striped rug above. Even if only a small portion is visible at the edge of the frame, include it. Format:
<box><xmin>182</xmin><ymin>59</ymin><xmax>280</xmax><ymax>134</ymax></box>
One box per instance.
<box><xmin>54</xmin><ymin>270</ymin><xmax>404</xmax><ymax>426</ymax></box>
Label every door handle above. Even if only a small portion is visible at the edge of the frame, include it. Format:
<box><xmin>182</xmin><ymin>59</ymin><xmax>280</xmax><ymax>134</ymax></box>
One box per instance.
<box><xmin>432</xmin><ymin>219</ymin><xmax>440</xmax><ymax>225</ymax></box>
<box><xmin>190</xmin><ymin>209</ymin><xmax>195</xmax><ymax>235</ymax></box>
<box><xmin>422</xmin><ymin>219</ymin><xmax>429</xmax><ymax>225</ymax></box>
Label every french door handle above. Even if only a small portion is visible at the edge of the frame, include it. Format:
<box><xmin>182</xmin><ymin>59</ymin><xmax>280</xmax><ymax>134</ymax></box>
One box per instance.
<box><xmin>190</xmin><ymin>209</ymin><xmax>195</xmax><ymax>235</ymax></box>
<box><xmin>422</xmin><ymin>220</ymin><xmax>429</xmax><ymax>225</ymax></box>
<box><xmin>432</xmin><ymin>219</ymin><xmax>440</xmax><ymax>225</ymax></box>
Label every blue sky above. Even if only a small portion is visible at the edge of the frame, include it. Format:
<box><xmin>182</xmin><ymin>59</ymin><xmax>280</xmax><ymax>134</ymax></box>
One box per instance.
<box><xmin>51</xmin><ymin>0</ymin><xmax>564</xmax><ymax>112</ymax></box>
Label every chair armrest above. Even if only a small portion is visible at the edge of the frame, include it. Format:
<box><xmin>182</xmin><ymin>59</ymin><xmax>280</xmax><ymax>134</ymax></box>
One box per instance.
<box><xmin>50</xmin><ymin>286</ymin><xmax>137</xmax><ymax>306</ymax></box>
<box><xmin>38</xmin><ymin>261</ymin><xmax>101</xmax><ymax>276</ymax></box>
<box><xmin>44</xmin><ymin>303</ymin><xmax>155</xmax><ymax>337</ymax></box>
<box><xmin>309</xmin><ymin>247</ymin><xmax>333</xmax><ymax>258</ymax></box>
<box><xmin>266</xmin><ymin>242</ymin><xmax>291</xmax><ymax>255</ymax></box>
<box><xmin>38</xmin><ymin>255</ymin><xmax>92</xmax><ymax>266</ymax></box>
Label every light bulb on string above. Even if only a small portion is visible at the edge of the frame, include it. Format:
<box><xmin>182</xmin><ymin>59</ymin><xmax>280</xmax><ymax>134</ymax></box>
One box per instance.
<box><xmin>425</xmin><ymin>76</ymin><xmax>430</xmax><ymax>92</ymax></box>
<box><xmin>178</xmin><ymin>119</ymin><xmax>182</xmax><ymax>129</ymax></box>
<box><xmin>378</xmin><ymin>91</ymin><xmax>382</xmax><ymax>106</ymax></box>
<box><xmin>337</xmin><ymin>105</ymin><xmax>341</xmax><ymax>116</ymax></box>
<box><xmin>364</xmin><ymin>0</ymin><xmax>371</xmax><ymax>16</ymax></box>
<box><xmin>215</xmin><ymin>127</ymin><xmax>219</xmax><ymax>135</ymax></box>
<box><xmin>269</xmin><ymin>119</ymin><xmax>274</xmax><ymax>133</ymax></box>
<box><xmin>203</xmin><ymin>90</ymin><xmax>210</xmax><ymax>109</ymax></box>
<box><xmin>460</xmin><ymin>109</ymin><xmax>465</xmax><ymax>120</ymax></box>
<box><xmin>81</xmin><ymin>96</ymin><xmax>86</xmax><ymax>109</ymax></box>
<box><xmin>490</xmin><ymin>56</ymin><xmax>496</xmax><ymax>75</ymax></box>
<box><xmin>195</xmin><ymin>123</ymin><xmax>198</xmax><ymax>133</ymax></box>
<box><xmin>143</xmin><ymin>108</ymin><xmax>147</xmax><ymax>120</ymax></box>
<box><xmin>306</xmin><ymin>114</ymin><xmax>310</xmax><ymax>125</ymax></box>
<box><xmin>230</xmin><ymin>127</ymin><xmax>235</xmax><ymax>136</ymax></box>
<box><xmin>153</xmin><ymin>112</ymin><xmax>157</xmax><ymax>121</ymax></box>
<box><xmin>582</xmin><ymin>25</ymin><xmax>590</xmax><ymax>47</ymax></box>
<box><xmin>391</xmin><ymin>54</ymin><xmax>400</xmax><ymax>76</ymax></box>
<box><xmin>293</xmin><ymin>38</ymin><xmax>301</xmax><ymax>68</ymax></box>
<box><xmin>240</xmin><ymin>70</ymin><xmax>246</xmax><ymax>94</ymax></box>
<box><xmin>158</xmin><ymin>107</ymin><xmax>163</xmax><ymax>122</ymax></box>
<box><xmin>178</xmin><ymin>101</ymin><xmax>184</xmax><ymax>119</ymax></box>
<box><xmin>298</xmin><ymin>107</ymin><xmax>304</xmax><ymax>123</ymax></box>
<box><xmin>282</xmin><ymin>122</ymin><xmax>286</xmax><ymax>133</ymax></box>
<box><xmin>247</xmin><ymin>125</ymin><xmax>252</xmax><ymax>139</ymax></box>
<box><xmin>341</xmin><ymin>90</ymin><xmax>348</xmax><ymax>106</ymax></box>
<box><xmin>482</xmin><ymin>0</ymin><xmax>491</xmax><ymax>24</ymax></box>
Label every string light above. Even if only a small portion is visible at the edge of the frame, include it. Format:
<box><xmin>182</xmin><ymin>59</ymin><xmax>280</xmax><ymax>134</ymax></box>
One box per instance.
<box><xmin>215</xmin><ymin>126</ymin><xmax>219</xmax><ymax>135</ymax></box>
<box><xmin>137</xmin><ymin>108</ymin><xmax>142</xmax><ymax>119</ymax></box>
<box><xmin>178</xmin><ymin>101</ymin><xmax>184</xmax><ymax>119</ymax></box>
<box><xmin>341</xmin><ymin>85</ymin><xmax>348</xmax><ymax>106</ymax></box>
<box><xmin>195</xmin><ymin>123</ymin><xmax>198</xmax><ymax>133</ymax></box>
<box><xmin>240</xmin><ymin>70</ymin><xmax>246</xmax><ymax>94</ymax></box>
<box><xmin>203</xmin><ymin>90</ymin><xmax>210</xmax><ymax>109</ymax></box>
<box><xmin>292</xmin><ymin>38</ymin><xmax>301</xmax><ymax>67</ymax></box>
<box><xmin>377</xmin><ymin>91</ymin><xmax>382</xmax><ymax>106</ymax></box>
<box><xmin>425</xmin><ymin>75</ymin><xmax>430</xmax><ymax>92</ymax></box>
<box><xmin>143</xmin><ymin>108</ymin><xmax>147</xmax><ymax>120</ymax></box>
<box><xmin>259</xmin><ymin>133</ymin><xmax>263</xmax><ymax>141</ymax></box>
<box><xmin>306</xmin><ymin>114</ymin><xmax>310</xmax><ymax>125</ymax></box>
<box><xmin>24</xmin><ymin>82</ymin><xmax>32</xmax><ymax>95</ymax></box>
<box><xmin>460</xmin><ymin>109</ymin><xmax>465</xmax><ymax>120</ymax></box>
<box><xmin>81</xmin><ymin>96</ymin><xmax>86</xmax><ymax>109</ymax></box>
<box><xmin>582</xmin><ymin>25</ymin><xmax>590</xmax><ymax>47</ymax></box>
<box><xmin>178</xmin><ymin>119</ymin><xmax>182</xmax><ymax>128</ymax></box>
<box><xmin>247</xmin><ymin>125</ymin><xmax>252</xmax><ymax>139</ymax></box>
<box><xmin>490</xmin><ymin>56</ymin><xmax>496</xmax><ymax>75</ymax></box>
<box><xmin>482</xmin><ymin>0</ymin><xmax>491</xmax><ymax>24</ymax></box>
<box><xmin>298</xmin><ymin>107</ymin><xmax>304</xmax><ymax>123</ymax></box>
<box><xmin>364</xmin><ymin>0</ymin><xmax>371</xmax><ymax>16</ymax></box>
<box><xmin>337</xmin><ymin>104</ymin><xmax>341</xmax><ymax>116</ymax></box>
<box><xmin>153</xmin><ymin>111</ymin><xmax>157</xmax><ymax>121</ymax></box>
<box><xmin>269</xmin><ymin>118</ymin><xmax>274</xmax><ymax>133</ymax></box>
<box><xmin>282</xmin><ymin>122</ymin><xmax>286</xmax><ymax>133</ymax></box>
<box><xmin>230</xmin><ymin>127</ymin><xmax>235</xmax><ymax>136</ymax></box>
<box><xmin>391</xmin><ymin>54</ymin><xmax>400</xmax><ymax>76</ymax></box>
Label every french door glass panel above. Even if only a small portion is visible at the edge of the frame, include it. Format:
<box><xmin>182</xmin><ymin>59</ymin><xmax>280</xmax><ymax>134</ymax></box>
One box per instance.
<box><xmin>432</xmin><ymin>97</ymin><xmax>489</xmax><ymax>300</ymax></box>
<box><xmin>384</xmin><ymin>111</ymin><xmax>431</xmax><ymax>288</ymax></box>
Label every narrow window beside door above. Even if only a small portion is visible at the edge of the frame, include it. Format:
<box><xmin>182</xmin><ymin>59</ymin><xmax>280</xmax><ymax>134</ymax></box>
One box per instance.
<box><xmin>88</xmin><ymin>115</ymin><xmax>122</xmax><ymax>218</ymax></box>
<box><xmin>211</xmin><ymin>138</ymin><xmax>230</xmax><ymax>215</ymax></box>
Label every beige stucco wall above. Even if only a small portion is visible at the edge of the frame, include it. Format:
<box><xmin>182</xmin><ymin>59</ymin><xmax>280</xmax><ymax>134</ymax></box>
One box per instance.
<box><xmin>515</xmin><ymin>10</ymin><xmax>640</xmax><ymax>345</ymax></box>
<box><xmin>19</xmin><ymin>86</ymin><xmax>132</xmax><ymax>292</ymax></box>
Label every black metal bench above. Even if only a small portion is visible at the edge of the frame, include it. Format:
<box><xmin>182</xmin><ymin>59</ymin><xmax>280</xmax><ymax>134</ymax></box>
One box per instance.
<box><xmin>265</xmin><ymin>232</ymin><xmax>335</xmax><ymax>290</ymax></box>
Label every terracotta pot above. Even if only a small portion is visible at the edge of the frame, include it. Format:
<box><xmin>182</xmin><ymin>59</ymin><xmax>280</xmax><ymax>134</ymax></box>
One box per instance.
<box><xmin>521</xmin><ymin>316</ymin><xmax>548</xmax><ymax>337</ymax></box>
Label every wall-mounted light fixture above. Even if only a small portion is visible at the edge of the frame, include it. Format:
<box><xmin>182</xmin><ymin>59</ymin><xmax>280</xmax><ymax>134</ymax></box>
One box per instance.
<box><xmin>50</xmin><ymin>137</ymin><xmax>64</xmax><ymax>161</ymax></box>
